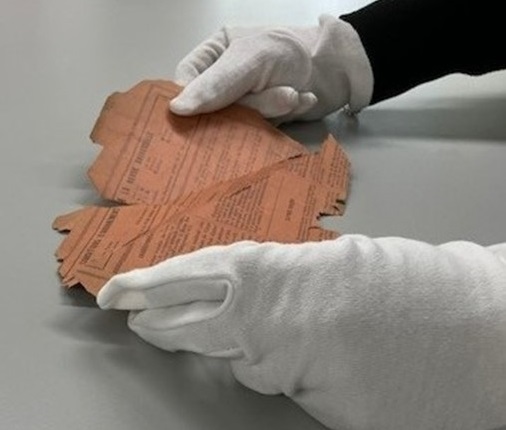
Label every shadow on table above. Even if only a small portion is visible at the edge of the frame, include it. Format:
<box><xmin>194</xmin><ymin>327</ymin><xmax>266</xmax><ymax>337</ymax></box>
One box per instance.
<box><xmin>60</xmin><ymin>285</ymin><xmax>97</xmax><ymax>307</ymax></box>
<box><xmin>50</xmin><ymin>304</ymin><xmax>326</xmax><ymax>430</ymax></box>
<box><xmin>101</xmin><ymin>345</ymin><xmax>325</xmax><ymax>430</ymax></box>
<box><xmin>329</xmin><ymin>96</ymin><xmax>506</xmax><ymax>143</ymax></box>
<box><xmin>279</xmin><ymin>119</ymin><xmax>330</xmax><ymax>150</ymax></box>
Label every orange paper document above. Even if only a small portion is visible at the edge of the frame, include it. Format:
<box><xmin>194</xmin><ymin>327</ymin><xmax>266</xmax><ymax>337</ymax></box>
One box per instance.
<box><xmin>54</xmin><ymin>80</ymin><xmax>351</xmax><ymax>296</ymax></box>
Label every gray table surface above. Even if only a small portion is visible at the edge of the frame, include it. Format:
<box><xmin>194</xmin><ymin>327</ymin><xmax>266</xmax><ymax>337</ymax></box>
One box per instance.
<box><xmin>1</xmin><ymin>1</ymin><xmax>505</xmax><ymax>429</ymax></box>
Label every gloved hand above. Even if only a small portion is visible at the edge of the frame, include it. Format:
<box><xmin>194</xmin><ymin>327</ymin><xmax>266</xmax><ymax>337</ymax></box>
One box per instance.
<box><xmin>97</xmin><ymin>235</ymin><xmax>506</xmax><ymax>430</ymax></box>
<box><xmin>170</xmin><ymin>15</ymin><xmax>374</xmax><ymax>123</ymax></box>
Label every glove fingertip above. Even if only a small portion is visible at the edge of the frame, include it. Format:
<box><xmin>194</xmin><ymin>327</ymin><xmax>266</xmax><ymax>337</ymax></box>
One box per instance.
<box><xmin>96</xmin><ymin>281</ymin><xmax>115</xmax><ymax>309</ymax></box>
<box><xmin>96</xmin><ymin>276</ymin><xmax>148</xmax><ymax>310</ymax></box>
<box><xmin>169</xmin><ymin>96</ymin><xmax>198</xmax><ymax>116</ymax></box>
<box><xmin>298</xmin><ymin>91</ymin><xmax>317</xmax><ymax>109</ymax></box>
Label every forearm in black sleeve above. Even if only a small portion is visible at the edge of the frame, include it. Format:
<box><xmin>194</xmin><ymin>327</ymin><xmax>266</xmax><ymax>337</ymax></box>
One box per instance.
<box><xmin>341</xmin><ymin>0</ymin><xmax>506</xmax><ymax>104</ymax></box>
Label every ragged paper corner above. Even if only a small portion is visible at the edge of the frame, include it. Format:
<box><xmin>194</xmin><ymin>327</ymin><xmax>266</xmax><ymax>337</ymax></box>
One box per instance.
<box><xmin>53</xmin><ymin>80</ymin><xmax>351</xmax><ymax>296</ymax></box>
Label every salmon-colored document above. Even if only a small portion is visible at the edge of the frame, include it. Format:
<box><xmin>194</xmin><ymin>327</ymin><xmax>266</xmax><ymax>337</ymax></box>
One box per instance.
<box><xmin>53</xmin><ymin>80</ymin><xmax>350</xmax><ymax>296</ymax></box>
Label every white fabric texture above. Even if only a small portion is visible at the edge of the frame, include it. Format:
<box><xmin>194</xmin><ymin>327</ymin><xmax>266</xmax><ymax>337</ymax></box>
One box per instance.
<box><xmin>170</xmin><ymin>15</ymin><xmax>374</xmax><ymax>123</ymax></box>
<box><xmin>98</xmin><ymin>234</ymin><xmax>506</xmax><ymax>430</ymax></box>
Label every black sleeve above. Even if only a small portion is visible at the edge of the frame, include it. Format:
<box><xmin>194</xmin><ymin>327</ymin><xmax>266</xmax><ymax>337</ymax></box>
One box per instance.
<box><xmin>341</xmin><ymin>0</ymin><xmax>506</xmax><ymax>104</ymax></box>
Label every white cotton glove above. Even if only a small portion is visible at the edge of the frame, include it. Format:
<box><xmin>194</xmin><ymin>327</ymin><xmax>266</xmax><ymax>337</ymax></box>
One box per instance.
<box><xmin>169</xmin><ymin>15</ymin><xmax>374</xmax><ymax>123</ymax></box>
<box><xmin>97</xmin><ymin>235</ymin><xmax>506</xmax><ymax>430</ymax></box>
